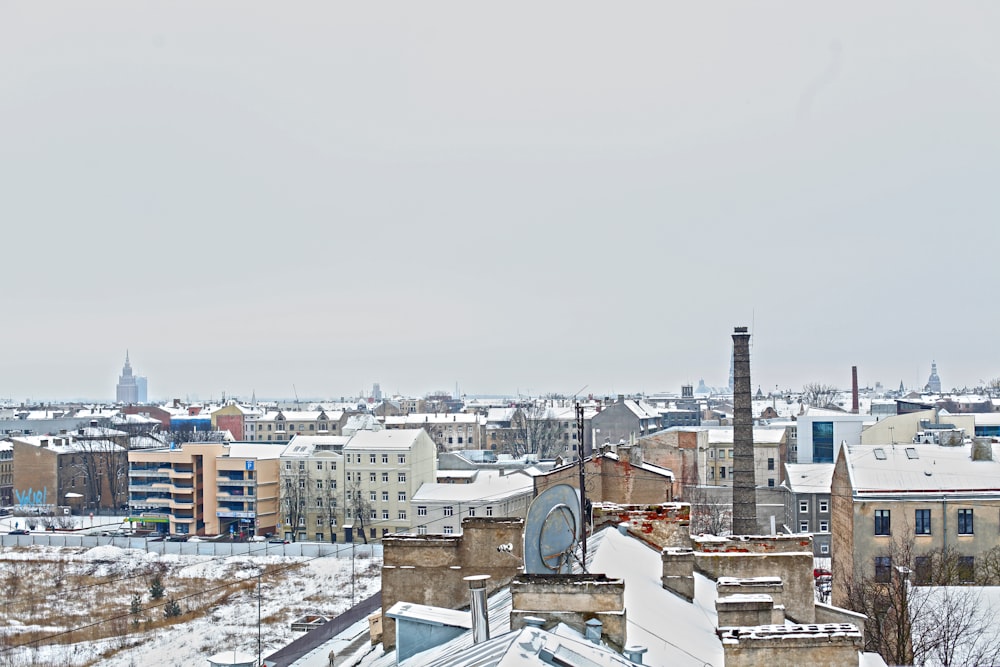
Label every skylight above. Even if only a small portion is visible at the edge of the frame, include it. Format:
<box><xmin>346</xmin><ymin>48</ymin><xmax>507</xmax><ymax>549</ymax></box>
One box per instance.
<box><xmin>873</xmin><ymin>448</ymin><xmax>887</xmax><ymax>460</ymax></box>
<box><xmin>905</xmin><ymin>447</ymin><xmax>919</xmax><ymax>460</ymax></box>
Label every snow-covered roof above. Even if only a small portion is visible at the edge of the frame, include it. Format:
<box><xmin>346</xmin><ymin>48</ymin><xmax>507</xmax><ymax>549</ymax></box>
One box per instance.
<box><xmin>281</xmin><ymin>435</ymin><xmax>350</xmax><ymax>457</ymax></box>
<box><xmin>382</xmin><ymin>413</ymin><xmax>485</xmax><ymax>426</ymax></box>
<box><xmin>784</xmin><ymin>463</ymin><xmax>835</xmax><ymax>495</ymax></box>
<box><xmin>345</xmin><ymin>429</ymin><xmax>429</xmax><ymax>451</ymax></box>
<box><xmin>225</xmin><ymin>443</ymin><xmax>286</xmax><ymax>460</ymax></box>
<box><xmin>412</xmin><ymin>470</ymin><xmax>533</xmax><ymax>503</ymax></box>
<box><xmin>708</xmin><ymin>428</ymin><xmax>785</xmax><ymax>445</ymax></box>
<box><xmin>843</xmin><ymin>443</ymin><xmax>1000</xmax><ymax>495</ymax></box>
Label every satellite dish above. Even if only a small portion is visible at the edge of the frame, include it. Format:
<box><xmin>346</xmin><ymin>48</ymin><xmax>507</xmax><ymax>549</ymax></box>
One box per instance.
<box><xmin>523</xmin><ymin>484</ymin><xmax>581</xmax><ymax>575</ymax></box>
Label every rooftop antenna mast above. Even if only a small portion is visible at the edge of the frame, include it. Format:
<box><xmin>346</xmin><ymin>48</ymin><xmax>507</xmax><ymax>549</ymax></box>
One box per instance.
<box><xmin>293</xmin><ymin>384</ymin><xmax>300</xmax><ymax>408</ymax></box>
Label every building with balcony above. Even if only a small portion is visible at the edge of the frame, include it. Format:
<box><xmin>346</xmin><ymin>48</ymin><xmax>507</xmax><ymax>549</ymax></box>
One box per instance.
<box><xmin>127</xmin><ymin>442</ymin><xmax>281</xmax><ymax>537</ymax></box>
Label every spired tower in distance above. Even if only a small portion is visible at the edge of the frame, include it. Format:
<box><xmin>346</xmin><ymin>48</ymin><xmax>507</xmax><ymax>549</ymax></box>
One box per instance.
<box><xmin>116</xmin><ymin>351</ymin><xmax>139</xmax><ymax>404</ymax></box>
<box><xmin>731</xmin><ymin>327</ymin><xmax>758</xmax><ymax>535</ymax></box>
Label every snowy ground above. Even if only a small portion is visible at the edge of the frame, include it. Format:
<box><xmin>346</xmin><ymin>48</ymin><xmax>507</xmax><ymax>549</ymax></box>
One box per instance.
<box><xmin>0</xmin><ymin>530</ymin><xmax>382</xmax><ymax>667</ymax></box>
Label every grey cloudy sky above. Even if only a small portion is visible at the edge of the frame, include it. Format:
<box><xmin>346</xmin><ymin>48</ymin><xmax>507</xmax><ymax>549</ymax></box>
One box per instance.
<box><xmin>2</xmin><ymin>2</ymin><xmax>999</xmax><ymax>402</ymax></box>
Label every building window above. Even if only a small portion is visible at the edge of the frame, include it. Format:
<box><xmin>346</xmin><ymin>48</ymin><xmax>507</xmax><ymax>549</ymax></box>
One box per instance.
<box><xmin>444</xmin><ymin>506</ymin><xmax>453</xmax><ymax>517</ymax></box>
<box><xmin>959</xmin><ymin>556</ymin><xmax>975</xmax><ymax>583</ymax></box>
<box><xmin>767</xmin><ymin>458</ymin><xmax>774</xmax><ymax>471</ymax></box>
<box><xmin>316</xmin><ymin>480</ymin><xmax>323</xmax><ymax>489</ymax></box>
<box><xmin>468</xmin><ymin>507</ymin><xmax>476</xmax><ymax>517</ymax></box>
<box><xmin>370</xmin><ymin>528</ymin><xmax>376</xmax><ymax>539</ymax></box>
<box><xmin>443</xmin><ymin>526</ymin><xmax>454</xmax><ymax>535</ymax></box>
<box><xmin>316</xmin><ymin>461</ymin><xmax>323</xmax><ymax>470</ymax></box>
<box><xmin>317</xmin><ymin>516</ymin><xmax>324</xmax><ymax>526</ymax></box>
<box><xmin>381</xmin><ymin>473</ymin><xmax>389</xmax><ymax>483</ymax></box>
<box><xmin>398</xmin><ymin>510</ymin><xmax>406</xmax><ymax>520</ymax></box>
<box><xmin>875</xmin><ymin>509</ymin><xmax>891</xmax><ymax>536</ymax></box>
<box><xmin>382</xmin><ymin>454</ymin><xmax>389</xmax><ymax>464</ymax></box>
<box><xmin>370</xmin><ymin>492</ymin><xmax>377</xmax><ymax>502</ymax></box>
<box><xmin>819</xmin><ymin>520</ymin><xmax>829</xmax><ymax>533</ymax></box>
<box><xmin>813</xmin><ymin>421</ymin><xmax>834</xmax><ymax>463</ymax></box>
<box><xmin>915</xmin><ymin>509</ymin><xmax>931</xmax><ymax>535</ymax></box>
<box><xmin>914</xmin><ymin>556</ymin><xmax>932</xmax><ymax>584</ymax></box>
<box><xmin>299</xmin><ymin>479</ymin><xmax>306</xmax><ymax>489</ymax></box>
<box><xmin>285</xmin><ymin>461</ymin><xmax>291</xmax><ymax>470</ymax></box>
<box><xmin>820</xmin><ymin>543</ymin><xmax>829</xmax><ymax>555</ymax></box>
<box><xmin>329</xmin><ymin>480</ymin><xmax>336</xmax><ymax>489</ymax></box>
<box><xmin>398</xmin><ymin>492</ymin><xmax>406</xmax><ymax>502</ymax></box>
<box><xmin>767</xmin><ymin>478</ymin><xmax>775</xmax><ymax>488</ymax></box>
<box><xmin>799</xmin><ymin>521</ymin><xmax>809</xmax><ymax>532</ymax></box>
<box><xmin>486</xmin><ymin>506</ymin><xmax>493</xmax><ymax>517</ymax></box>
<box><xmin>370</xmin><ymin>510</ymin><xmax>378</xmax><ymax>520</ymax></box>
<box><xmin>298</xmin><ymin>461</ymin><xmax>305</xmax><ymax>471</ymax></box>
<box><xmin>418</xmin><ymin>526</ymin><xmax>427</xmax><ymax>535</ymax></box>
<box><xmin>417</xmin><ymin>506</ymin><xmax>427</xmax><ymax>516</ymax></box>
<box><xmin>370</xmin><ymin>454</ymin><xmax>377</xmax><ymax>464</ymax></box>
<box><xmin>331</xmin><ymin>462</ymin><xmax>336</xmax><ymax>471</ymax></box>
<box><xmin>819</xmin><ymin>500</ymin><xmax>828</xmax><ymax>513</ymax></box>
<box><xmin>370</xmin><ymin>473</ymin><xmax>377</xmax><ymax>483</ymax></box>
<box><xmin>382</xmin><ymin>510</ymin><xmax>389</xmax><ymax>520</ymax></box>
<box><xmin>874</xmin><ymin>556</ymin><xmax>892</xmax><ymax>583</ymax></box>
<box><xmin>958</xmin><ymin>509</ymin><xmax>974</xmax><ymax>535</ymax></box>
<box><xmin>398</xmin><ymin>454</ymin><xmax>406</xmax><ymax>464</ymax></box>
<box><xmin>398</xmin><ymin>473</ymin><xmax>406</xmax><ymax>483</ymax></box>
<box><xmin>799</xmin><ymin>500</ymin><xmax>809</xmax><ymax>513</ymax></box>
<box><xmin>720</xmin><ymin>467</ymin><xmax>726</xmax><ymax>479</ymax></box>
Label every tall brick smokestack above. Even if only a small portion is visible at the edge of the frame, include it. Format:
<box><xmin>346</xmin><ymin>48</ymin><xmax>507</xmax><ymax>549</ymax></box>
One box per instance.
<box><xmin>732</xmin><ymin>327</ymin><xmax>757</xmax><ymax>535</ymax></box>
<box><xmin>851</xmin><ymin>366</ymin><xmax>859</xmax><ymax>414</ymax></box>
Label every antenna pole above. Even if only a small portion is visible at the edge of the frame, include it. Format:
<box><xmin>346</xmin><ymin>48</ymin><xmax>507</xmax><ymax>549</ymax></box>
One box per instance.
<box><xmin>576</xmin><ymin>402</ymin><xmax>587</xmax><ymax>573</ymax></box>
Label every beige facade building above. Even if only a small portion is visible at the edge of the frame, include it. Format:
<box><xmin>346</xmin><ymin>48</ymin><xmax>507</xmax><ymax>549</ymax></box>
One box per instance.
<box><xmin>245</xmin><ymin>409</ymin><xmax>348</xmax><ymax>442</ymax></box>
<box><xmin>128</xmin><ymin>442</ymin><xmax>281</xmax><ymax>537</ymax></box>
<box><xmin>276</xmin><ymin>428</ymin><xmax>437</xmax><ymax>543</ymax></box>
<box><xmin>381</xmin><ymin>413</ymin><xmax>485</xmax><ymax>452</ymax></box>
<box><xmin>831</xmin><ymin>439</ymin><xmax>1000</xmax><ymax>607</ymax></box>
<box><xmin>701</xmin><ymin>427</ymin><xmax>786</xmax><ymax>488</ymax></box>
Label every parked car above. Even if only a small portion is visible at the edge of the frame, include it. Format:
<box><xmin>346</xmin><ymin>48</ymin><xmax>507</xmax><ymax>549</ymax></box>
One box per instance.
<box><xmin>166</xmin><ymin>534</ymin><xmax>189</xmax><ymax>542</ymax></box>
<box><xmin>268</xmin><ymin>538</ymin><xmax>290</xmax><ymax>544</ymax></box>
<box><xmin>7</xmin><ymin>529</ymin><xmax>30</xmax><ymax>535</ymax></box>
<box><xmin>813</xmin><ymin>568</ymin><xmax>832</xmax><ymax>579</ymax></box>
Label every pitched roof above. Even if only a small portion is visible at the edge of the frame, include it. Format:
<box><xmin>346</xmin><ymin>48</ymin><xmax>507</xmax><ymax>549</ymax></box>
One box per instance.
<box><xmin>843</xmin><ymin>443</ymin><xmax>1000</xmax><ymax>495</ymax></box>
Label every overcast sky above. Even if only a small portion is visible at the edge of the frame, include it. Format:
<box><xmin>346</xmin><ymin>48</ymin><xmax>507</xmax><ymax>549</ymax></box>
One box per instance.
<box><xmin>2</xmin><ymin>2</ymin><xmax>998</xmax><ymax>402</ymax></box>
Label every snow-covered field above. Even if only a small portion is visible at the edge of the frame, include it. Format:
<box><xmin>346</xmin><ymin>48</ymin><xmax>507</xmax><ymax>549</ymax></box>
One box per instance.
<box><xmin>0</xmin><ymin>536</ymin><xmax>381</xmax><ymax>667</ymax></box>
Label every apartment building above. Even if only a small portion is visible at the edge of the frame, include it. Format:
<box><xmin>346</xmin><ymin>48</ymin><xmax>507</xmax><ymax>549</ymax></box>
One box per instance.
<box><xmin>275</xmin><ymin>429</ymin><xmax>438</xmax><ymax>543</ymax></box>
<box><xmin>278</xmin><ymin>435</ymin><xmax>348</xmax><ymax>542</ymax></box>
<box><xmin>701</xmin><ymin>427</ymin><xmax>786</xmax><ymax>488</ymax></box>
<box><xmin>381</xmin><ymin>413</ymin><xmax>485</xmax><ymax>452</ymax></box>
<box><xmin>783</xmin><ymin>462</ymin><xmax>834</xmax><ymax>557</ymax></box>
<box><xmin>831</xmin><ymin>439</ymin><xmax>1000</xmax><ymax>607</ymax></box>
<box><xmin>128</xmin><ymin>442</ymin><xmax>281</xmax><ymax>537</ymax></box>
<box><xmin>12</xmin><ymin>434</ymin><xmax>127</xmax><ymax>512</ymax></box>
<box><xmin>245</xmin><ymin>409</ymin><xmax>347</xmax><ymax>442</ymax></box>
<box><xmin>411</xmin><ymin>469</ymin><xmax>534</xmax><ymax>535</ymax></box>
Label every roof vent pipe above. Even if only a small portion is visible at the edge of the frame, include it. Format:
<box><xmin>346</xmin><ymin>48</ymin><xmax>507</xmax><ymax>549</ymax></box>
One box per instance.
<box><xmin>464</xmin><ymin>575</ymin><xmax>491</xmax><ymax>644</ymax></box>
<box><xmin>624</xmin><ymin>645</ymin><xmax>648</xmax><ymax>664</ymax></box>
<box><xmin>585</xmin><ymin>618</ymin><xmax>603</xmax><ymax>644</ymax></box>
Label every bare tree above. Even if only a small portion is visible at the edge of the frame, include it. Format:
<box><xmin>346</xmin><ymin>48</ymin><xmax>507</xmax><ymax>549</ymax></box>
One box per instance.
<box><xmin>68</xmin><ymin>440</ymin><xmax>127</xmax><ymax>511</ymax></box>
<box><xmin>844</xmin><ymin>534</ymin><xmax>1000</xmax><ymax>666</ymax></box>
<box><xmin>506</xmin><ymin>405</ymin><xmax>566</xmax><ymax>460</ymax></box>
<box><xmin>344</xmin><ymin>476</ymin><xmax>373</xmax><ymax>545</ymax></box>
<box><xmin>802</xmin><ymin>383</ymin><xmax>839</xmax><ymax>408</ymax></box>
<box><xmin>684</xmin><ymin>485</ymin><xmax>732</xmax><ymax>536</ymax></box>
<box><xmin>280</xmin><ymin>464</ymin><xmax>312</xmax><ymax>542</ymax></box>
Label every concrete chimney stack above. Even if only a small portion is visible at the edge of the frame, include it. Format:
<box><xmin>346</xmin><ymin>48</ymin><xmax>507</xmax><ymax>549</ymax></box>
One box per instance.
<box><xmin>851</xmin><ymin>366</ymin><xmax>859</xmax><ymax>414</ymax></box>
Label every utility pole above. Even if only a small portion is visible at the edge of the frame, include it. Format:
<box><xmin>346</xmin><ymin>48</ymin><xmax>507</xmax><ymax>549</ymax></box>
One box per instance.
<box><xmin>257</xmin><ymin>569</ymin><xmax>262</xmax><ymax>666</ymax></box>
<box><xmin>576</xmin><ymin>402</ymin><xmax>587</xmax><ymax>573</ymax></box>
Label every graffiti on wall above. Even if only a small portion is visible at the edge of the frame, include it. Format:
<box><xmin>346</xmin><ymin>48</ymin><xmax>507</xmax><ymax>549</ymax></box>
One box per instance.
<box><xmin>14</xmin><ymin>486</ymin><xmax>48</xmax><ymax>506</ymax></box>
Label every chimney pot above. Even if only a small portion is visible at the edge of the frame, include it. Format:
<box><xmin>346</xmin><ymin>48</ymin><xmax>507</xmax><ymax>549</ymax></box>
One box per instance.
<box><xmin>585</xmin><ymin>618</ymin><xmax>603</xmax><ymax>644</ymax></box>
<box><xmin>624</xmin><ymin>645</ymin><xmax>648</xmax><ymax>664</ymax></box>
<box><xmin>464</xmin><ymin>575</ymin><xmax>491</xmax><ymax>644</ymax></box>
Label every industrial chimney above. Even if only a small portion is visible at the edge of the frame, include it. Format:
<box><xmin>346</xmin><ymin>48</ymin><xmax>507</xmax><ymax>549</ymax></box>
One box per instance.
<box><xmin>851</xmin><ymin>366</ymin><xmax>859</xmax><ymax>414</ymax></box>
<box><xmin>732</xmin><ymin>327</ymin><xmax>758</xmax><ymax>535</ymax></box>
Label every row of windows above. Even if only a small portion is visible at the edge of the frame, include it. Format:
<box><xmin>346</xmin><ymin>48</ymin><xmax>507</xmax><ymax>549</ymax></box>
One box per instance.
<box><xmin>416</xmin><ymin>505</ymin><xmax>494</xmax><ymax>517</ymax></box>
<box><xmin>799</xmin><ymin>520</ymin><xmax>830</xmax><ymax>533</ymax></box>
<box><xmin>798</xmin><ymin>500</ymin><xmax>830</xmax><ymax>513</ymax></box>
<box><xmin>874</xmin><ymin>555</ymin><xmax>976</xmax><ymax>583</ymax></box>
<box><xmin>874</xmin><ymin>508</ymin><xmax>975</xmax><ymax>536</ymax></box>
<box><xmin>369</xmin><ymin>491</ymin><xmax>407</xmax><ymax>502</ymax></box>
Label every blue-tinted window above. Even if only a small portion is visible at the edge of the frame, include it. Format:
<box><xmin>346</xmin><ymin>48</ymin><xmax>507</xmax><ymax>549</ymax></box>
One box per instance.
<box><xmin>875</xmin><ymin>509</ymin><xmax>891</xmax><ymax>536</ymax></box>
<box><xmin>958</xmin><ymin>509</ymin><xmax>974</xmax><ymax>535</ymax></box>
<box><xmin>915</xmin><ymin>509</ymin><xmax>931</xmax><ymax>535</ymax></box>
<box><xmin>813</xmin><ymin>421</ymin><xmax>834</xmax><ymax>462</ymax></box>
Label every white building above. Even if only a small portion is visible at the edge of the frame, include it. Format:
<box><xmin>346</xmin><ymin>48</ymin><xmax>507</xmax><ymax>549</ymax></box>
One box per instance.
<box><xmin>411</xmin><ymin>469</ymin><xmax>534</xmax><ymax>535</ymax></box>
